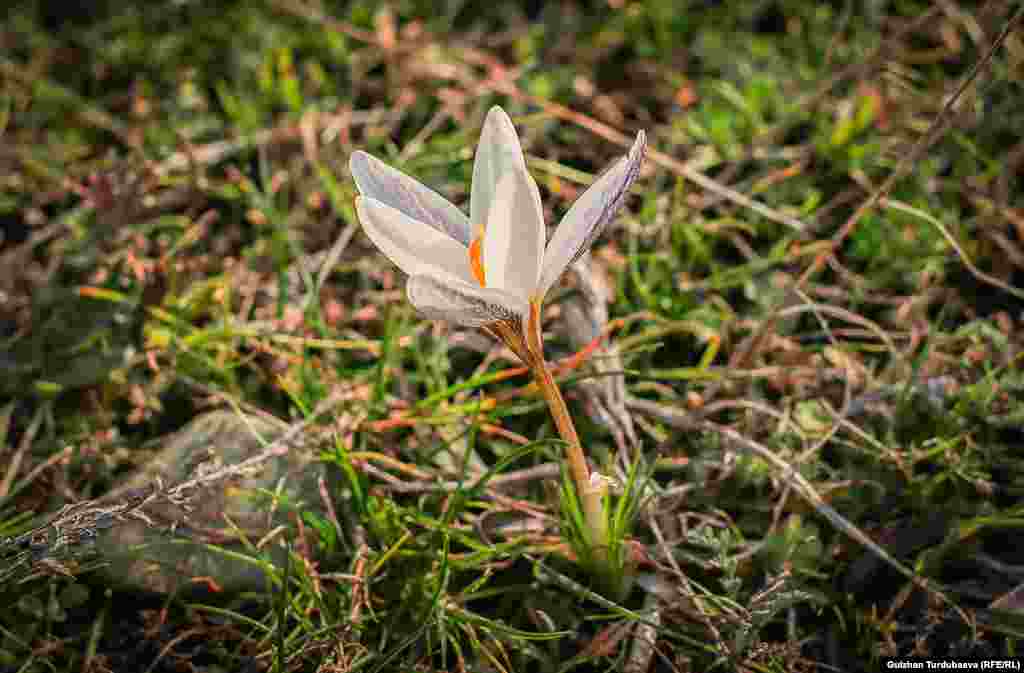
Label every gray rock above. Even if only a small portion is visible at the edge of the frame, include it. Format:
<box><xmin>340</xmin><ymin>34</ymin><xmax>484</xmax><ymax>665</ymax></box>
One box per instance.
<box><xmin>91</xmin><ymin>410</ymin><xmax>335</xmax><ymax>598</ymax></box>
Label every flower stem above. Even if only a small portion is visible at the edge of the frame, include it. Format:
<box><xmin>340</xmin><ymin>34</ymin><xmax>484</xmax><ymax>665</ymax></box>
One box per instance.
<box><xmin>525</xmin><ymin>300</ymin><xmax>608</xmax><ymax>558</ymax></box>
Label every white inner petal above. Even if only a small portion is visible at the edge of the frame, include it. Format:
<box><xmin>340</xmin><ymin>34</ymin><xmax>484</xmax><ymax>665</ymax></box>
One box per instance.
<box><xmin>482</xmin><ymin>169</ymin><xmax>544</xmax><ymax>301</ymax></box>
<box><xmin>356</xmin><ymin>197</ymin><xmax>475</xmax><ymax>283</ymax></box>
<box><xmin>471</xmin><ymin>107</ymin><xmax>529</xmax><ymax>240</ymax></box>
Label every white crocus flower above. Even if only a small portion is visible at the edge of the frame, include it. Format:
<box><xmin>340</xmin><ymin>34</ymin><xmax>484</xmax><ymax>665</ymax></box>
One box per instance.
<box><xmin>351</xmin><ymin>107</ymin><xmax>647</xmax><ymax>563</ymax></box>
<box><xmin>350</xmin><ymin>106</ymin><xmax>646</xmax><ymax>362</ymax></box>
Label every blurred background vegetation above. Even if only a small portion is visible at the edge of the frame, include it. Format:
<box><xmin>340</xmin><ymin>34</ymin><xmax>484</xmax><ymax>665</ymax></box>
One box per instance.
<box><xmin>2</xmin><ymin>1</ymin><xmax>1024</xmax><ymax>671</ymax></box>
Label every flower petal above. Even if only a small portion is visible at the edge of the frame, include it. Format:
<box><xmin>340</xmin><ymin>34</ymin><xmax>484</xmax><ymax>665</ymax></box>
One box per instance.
<box><xmin>406</xmin><ymin>272</ymin><xmax>527</xmax><ymax>328</ymax></box>
<box><xmin>350</xmin><ymin>151</ymin><xmax>471</xmax><ymax>246</ymax></box>
<box><xmin>538</xmin><ymin>130</ymin><xmax>647</xmax><ymax>299</ymax></box>
<box><xmin>482</xmin><ymin>168</ymin><xmax>545</xmax><ymax>301</ymax></box>
<box><xmin>356</xmin><ymin>197</ymin><xmax>475</xmax><ymax>282</ymax></box>
<box><xmin>470</xmin><ymin>107</ymin><xmax>544</xmax><ymax>237</ymax></box>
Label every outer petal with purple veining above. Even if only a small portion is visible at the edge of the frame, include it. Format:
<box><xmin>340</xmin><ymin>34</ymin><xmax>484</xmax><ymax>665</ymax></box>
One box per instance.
<box><xmin>406</xmin><ymin>273</ymin><xmax>526</xmax><ymax>328</ymax></box>
<box><xmin>350</xmin><ymin>150</ymin><xmax>471</xmax><ymax>246</ymax></box>
<box><xmin>538</xmin><ymin>131</ymin><xmax>646</xmax><ymax>299</ymax></box>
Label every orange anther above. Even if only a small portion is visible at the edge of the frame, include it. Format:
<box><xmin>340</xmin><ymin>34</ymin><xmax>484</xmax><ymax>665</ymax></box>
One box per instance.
<box><xmin>469</xmin><ymin>226</ymin><xmax>487</xmax><ymax>286</ymax></box>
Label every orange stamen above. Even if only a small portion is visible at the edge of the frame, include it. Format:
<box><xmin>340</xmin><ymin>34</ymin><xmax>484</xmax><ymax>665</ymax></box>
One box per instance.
<box><xmin>469</xmin><ymin>224</ymin><xmax>486</xmax><ymax>286</ymax></box>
